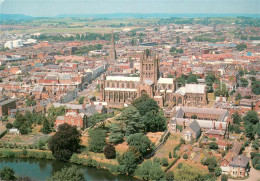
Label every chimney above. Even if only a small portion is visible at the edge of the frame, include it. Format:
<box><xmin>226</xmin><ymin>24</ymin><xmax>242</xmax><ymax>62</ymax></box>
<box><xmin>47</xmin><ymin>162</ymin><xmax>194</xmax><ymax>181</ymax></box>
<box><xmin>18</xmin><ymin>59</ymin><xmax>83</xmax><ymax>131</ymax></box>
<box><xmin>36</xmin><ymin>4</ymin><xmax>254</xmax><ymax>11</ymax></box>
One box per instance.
<box><xmin>219</xmin><ymin>123</ymin><xmax>222</xmax><ymax>130</ymax></box>
<box><xmin>220</xmin><ymin>95</ymin><xmax>222</xmax><ymax>102</ymax></box>
<box><xmin>183</xmin><ymin>120</ymin><xmax>185</xmax><ymax>129</ymax></box>
<box><xmin>213</xmin><ymin>121</ymin><xmax>215</xmax><ymax>129</ymax></box>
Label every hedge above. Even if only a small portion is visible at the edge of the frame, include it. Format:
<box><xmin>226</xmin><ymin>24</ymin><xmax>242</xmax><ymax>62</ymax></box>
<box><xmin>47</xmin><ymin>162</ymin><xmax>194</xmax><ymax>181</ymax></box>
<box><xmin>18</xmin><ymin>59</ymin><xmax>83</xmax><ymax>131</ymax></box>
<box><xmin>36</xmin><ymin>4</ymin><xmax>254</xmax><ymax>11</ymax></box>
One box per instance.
<box><xmin>0</xmin><ymin>130</ymin><xmax>7</xmax><ymax>139</ymax></box>
<box><xmin>164</xmin><ymin>156</ymin><xmax>180</xmax><ymax>172</ymax></box>
<box><xmin>0</xmin><ymin>149</ymin><xmax>54</xmax><ymax>160</ymax></box>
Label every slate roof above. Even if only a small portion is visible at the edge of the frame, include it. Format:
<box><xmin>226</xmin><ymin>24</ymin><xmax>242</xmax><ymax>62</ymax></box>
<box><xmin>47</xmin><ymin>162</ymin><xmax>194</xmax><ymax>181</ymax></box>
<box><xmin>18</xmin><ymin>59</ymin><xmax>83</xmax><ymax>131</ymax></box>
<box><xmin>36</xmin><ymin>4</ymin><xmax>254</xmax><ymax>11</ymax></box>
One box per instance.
<box><xmin>0</xmin><ymin>98</ymin><xmax>16</xmax><ymax>106</ymax></box>
<box><xmin>205</xmin><ymin>129</ymin><xmax>224</xmax><ymax>135</ymax></box>
<box><xmin>230</xmin><ymin>141</ymin><xmax>242</xmax><ymax>155</ymax></box>
<box><xmin>230</xmin><ymin>155</ymin><xmax>250</xmax><ymax>168</ymax></box>
<box><xmin>189</xmin><ymin>120</ymin><xmax>200</xmax><ymax>134</ymax></box>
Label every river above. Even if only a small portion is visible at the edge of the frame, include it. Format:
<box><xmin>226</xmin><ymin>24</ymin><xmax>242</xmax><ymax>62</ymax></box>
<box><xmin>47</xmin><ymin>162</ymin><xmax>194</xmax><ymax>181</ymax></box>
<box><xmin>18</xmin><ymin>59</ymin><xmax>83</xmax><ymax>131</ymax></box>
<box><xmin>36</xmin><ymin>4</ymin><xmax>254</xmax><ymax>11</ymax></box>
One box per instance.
<box><xmin>0</xmin><ymin>158</ymin><xmax>138</xmax><ymax>181</ymax></box>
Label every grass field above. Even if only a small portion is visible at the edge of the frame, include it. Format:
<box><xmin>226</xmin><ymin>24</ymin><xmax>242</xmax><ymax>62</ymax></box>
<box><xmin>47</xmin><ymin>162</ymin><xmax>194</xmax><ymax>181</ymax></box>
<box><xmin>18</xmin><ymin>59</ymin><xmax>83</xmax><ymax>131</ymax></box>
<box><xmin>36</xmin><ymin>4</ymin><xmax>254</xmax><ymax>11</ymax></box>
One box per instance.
<box><xmin>154</xmin><ymin>133</ymin><xmax>181</xmax><ymax>159</ymax></box>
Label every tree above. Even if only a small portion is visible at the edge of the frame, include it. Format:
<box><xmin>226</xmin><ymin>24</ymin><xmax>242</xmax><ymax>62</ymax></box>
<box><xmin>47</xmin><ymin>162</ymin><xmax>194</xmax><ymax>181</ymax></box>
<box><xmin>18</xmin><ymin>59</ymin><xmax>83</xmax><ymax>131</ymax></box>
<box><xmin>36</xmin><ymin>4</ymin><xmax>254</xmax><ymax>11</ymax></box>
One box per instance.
<box><xmin>48</xmin><ymin>166</ymin><xmax>85</xmax><ymax>181</ymax></box>
<box><xmin>135</xmin><ymin>160</ymin><xmax>164</xmax><ymax>181</ymax></box>
<box><xmin>0</xmin><ymin>167</ymin><xmax>15</xmax><ymax>181</ymax></box>
<box><xmin>169</xmin><ymin>152</ymin><xmax>172</xmax><ymax>159</ymax></box>
<box><xmin>202</xmin><ymin>156</ymin><xmax>218</xmax><ymax>173</ymax></box>
<box><xmin>232</xmin><ymin>111</ymin><xmax>242</xmax><ymax>124</ymax></box>
<box><xmin>240</xmin><ymin>78</ymin><xmax>248</xmax><ymax>87</ymax></box>
<box><xmin>186</xmin><ymin>37</ymin><xmax>192</xmax><ymax>42</ymax></box>
<box><xmin>252</xmin><ymin>139</ymin><xmax>259</xmax><ymax>150</ymax></box>
<box><xmin>78</xmin><ymin>96</ymin><xmax>85</xmax><ymax>104</ymax></box>
<box><xmin>251</xmin><ymin>81</ymin><xmax>260</xmax><ymax>95</ymax></box>
<box><xmin>167</xmin><ymin>74</ymin><xmax>174</xmax><ymax>78</ymax></box>
<box><xmin>245</xmin><ymin>123</ymin><xmax>256</xmax><ymax>139</ymax></box>
<box><xmin>209</xmin><ymin>142</ymin><xmax>219</xmax><ymax>150</ymax></box>
<box><xmin>176</xmin><ymin>36</ymin><xmax>180</xmax><ymax>44</ymax></box>
<box><xmin>19</xmin><ymin>125</ymin><xmax>29</xmax><ymax>135</ymax></box>
<box><xmin>41</xmin><ymin>118</ymin><xmax>52</xmax><ymax>134</ymax></box>
<box><xmin>131</xmin><ymin>38</ymin><xmax>135</xmax><ymax>46</ymax></box>
<box><xmin>103</xmin><ymin>144</ymin><xmax>116</xmax><ymax>159</ymax></box>
<box><xmin>117</xmin><ymin>106</ymin><xmax>144</xmax><ymax>136</ymax></box>
<box><xmin>235</xmin><ymin>93</ymin><xmax>242</xmax><ymax>101</ymax></box>
<box><xmin>183</xmin><ymin>153</ymin><xmax>188</xmax><ymax>159</ymax></box>
<box><xmin>161</xmin><ymin>158</ymin><xmax>169</xmax><ymax>166</ymax></box>
<box><xmin>165</xmin><ymin>171</ymin><xmax>174</xmax><ymax>181</ymax></box>
<box><xmin>132</xmin><ymin>94</ymin><xmax>159</xmax><ymax>116</ymax></box>
<box><xmin>89</xmin><ymin>128</ymin><xmax>106</xmax><ymax>153</ymax></box>
<box><xmin>47</xmin><ymin>106</ymin><xmax>65</xmax><ymax>122</ymax></box>
<box><xmin>16</xmin><ymin>75</ymin><xmax>22</xmax><ymax>82</ymax></box>
<box><xmin>221</xmin><ymin>174</ymin><xmax>228</xmax><ymax>181</ymax></box>
<box><xmin>5</xmin><ymin>123</ymin><xmax>13</xmax><ymax>129</ymax></box>
<box><xmin>191</xmin><ymin>114</ymin><xmax>197</xmax><ymax>119</ymax></box>
<box><xmin>142</xmin><ymin>111</ymin><xmax>166</xmax><ymax>132</ymax></box>
<box><xmin>49</xmin><ymin>124</ymin><xmax>81</xmax><ymax>161</ymax></box>
<box><xmin>25</xmin><ymin>98</ymin><xmax>36</xmax><ymax>107</ymax></box>
<box><xmin>236</xmin><ymin>43</ymin><xmax>247</xmax><ymax>51</ymax></box>
<box><xmin>214</xmin><ymin>166</ymin><xmax>222</xmax><ymax>177</ymax></box>
<box><xmin>215</xmin><ymin>83</ymin><xmax>228</xmax><ymax>97</ymax></box>
<box><xmin>126</xmin><ymin>133</ymin><xmax>153</xmax><ymax>156</ymax></box>
<box><xmin>120</xmin><ymin>151</ymin><xmax>138</xmax><ymax>175</ymax></box>
<box><xmin>243</xmin><ymin>110</ymin><xmax>259</xmax><ymax>125</ymax></box>
<box><xmin>109</xmin><ymin>123</ymin><xmax>124</xmax><ymax>144</ymax></box>
<box><xmin>187</xmin><ymin>72</ymin><xmax>198</xmax><ymax>84</ymax></box>
<box><xmin>256</xmin><ymin>123</ymin><xmax>260</xmax><ymax>137</ymax></box>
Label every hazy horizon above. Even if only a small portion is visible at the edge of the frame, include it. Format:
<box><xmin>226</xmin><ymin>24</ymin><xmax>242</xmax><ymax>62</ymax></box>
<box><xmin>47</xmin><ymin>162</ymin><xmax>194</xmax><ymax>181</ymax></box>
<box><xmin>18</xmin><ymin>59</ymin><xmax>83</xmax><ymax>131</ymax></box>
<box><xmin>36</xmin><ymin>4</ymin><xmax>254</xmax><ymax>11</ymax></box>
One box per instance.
<box><xmin>0</xmin><ymin>0</ymin><xmax>259</xmax><ymax>17</ymax></box>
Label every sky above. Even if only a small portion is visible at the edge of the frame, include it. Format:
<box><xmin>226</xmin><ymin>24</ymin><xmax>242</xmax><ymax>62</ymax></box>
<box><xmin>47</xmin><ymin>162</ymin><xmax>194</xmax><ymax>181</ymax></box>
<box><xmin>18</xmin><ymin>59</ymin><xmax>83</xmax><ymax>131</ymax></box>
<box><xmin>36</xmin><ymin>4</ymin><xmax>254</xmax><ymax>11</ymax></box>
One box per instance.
<box><xmin>0</xmin><ymin>0</ymin><xmax>259</xmax><ymax>17</ymax></box>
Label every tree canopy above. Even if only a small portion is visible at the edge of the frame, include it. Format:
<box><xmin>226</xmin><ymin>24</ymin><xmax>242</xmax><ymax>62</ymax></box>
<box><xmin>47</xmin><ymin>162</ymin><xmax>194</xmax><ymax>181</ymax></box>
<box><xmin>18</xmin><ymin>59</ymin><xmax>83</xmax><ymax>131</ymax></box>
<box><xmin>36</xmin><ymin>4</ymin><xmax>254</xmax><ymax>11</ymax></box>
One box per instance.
<box><xmin>89</xmin><ymin>128</ymin><xmax>106</xmax><ymax>153</ymax></box>
<box><xmin>48</xmin><ymin>166</ymin><xmax>85</xmax><ymax>181</ymax></box>
<box><xmin>49</xmin><ymin>124</ymin><xmax>81</xmax><ymax>161</ymax></box>
<box><xmin>236</xmin><ymin>43</ymin><xmax>247</xmax><ymax>51</ymax></box>
<box><xmin>117</xmin><ymin>106</ymin><xmax>144</xmax><ymax>136</ymax></box>
<box><xmin>0</xmin><ymin>167</ymin><xmax>15</xmax><ymax>181</ymax></box>
<box><xmin>135</xmin><ymin>160</ymin><xmax>164</xmax><ymax>181</ymax></box>
<box><xmin>126</xmin><ymin>133</ymin><xmax>153</xmax><ymax>156</ymax></box>
<box><xmin>132</xmin><ymin>94</ymin><xmax>159</xmax><ymax>116</ymax></box>
<box><xmin>187</xmin><ymin>72</ymin><xmax>198</xmax><ymax>84</ymax></box>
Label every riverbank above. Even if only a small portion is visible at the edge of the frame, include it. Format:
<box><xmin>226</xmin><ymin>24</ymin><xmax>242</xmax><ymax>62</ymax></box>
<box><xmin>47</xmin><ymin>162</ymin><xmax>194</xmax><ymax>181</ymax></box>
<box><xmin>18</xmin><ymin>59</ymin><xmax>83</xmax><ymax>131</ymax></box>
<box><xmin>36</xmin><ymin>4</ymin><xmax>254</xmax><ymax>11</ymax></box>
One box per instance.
<box><xmin>0</xmin><ymin>157</ymin><xmax>138</xmax><ymax>181</ymax></box>
<box><xmin>0</xmin><ymin>148</ymin><xmax>139</xmax><ymax>180</ymax></box>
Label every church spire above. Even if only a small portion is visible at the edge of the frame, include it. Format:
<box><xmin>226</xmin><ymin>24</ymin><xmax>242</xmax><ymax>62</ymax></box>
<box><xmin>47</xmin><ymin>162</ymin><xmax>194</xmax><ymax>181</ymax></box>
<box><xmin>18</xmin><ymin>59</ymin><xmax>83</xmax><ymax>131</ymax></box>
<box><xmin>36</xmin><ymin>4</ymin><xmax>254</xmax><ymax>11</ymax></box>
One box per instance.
<box><xmin>110</xmin><ymin>30</ymin><xmax>116</xmax><ymax>60</ymax></box>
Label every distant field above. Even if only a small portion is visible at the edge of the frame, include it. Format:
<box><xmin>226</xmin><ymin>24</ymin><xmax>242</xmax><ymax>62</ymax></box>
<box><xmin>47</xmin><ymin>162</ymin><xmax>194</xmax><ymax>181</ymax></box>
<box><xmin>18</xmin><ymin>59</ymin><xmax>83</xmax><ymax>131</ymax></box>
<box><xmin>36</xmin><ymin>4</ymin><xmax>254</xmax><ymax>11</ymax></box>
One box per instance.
<box><xmin>0</xmin><ymin>27</ymin><xmax>124</xmax><ymax>34</ymax></box>
<box><xmin>0</xmin><ymin>18</ymin><xmax>156</xmax><ymax>34</ymax></box>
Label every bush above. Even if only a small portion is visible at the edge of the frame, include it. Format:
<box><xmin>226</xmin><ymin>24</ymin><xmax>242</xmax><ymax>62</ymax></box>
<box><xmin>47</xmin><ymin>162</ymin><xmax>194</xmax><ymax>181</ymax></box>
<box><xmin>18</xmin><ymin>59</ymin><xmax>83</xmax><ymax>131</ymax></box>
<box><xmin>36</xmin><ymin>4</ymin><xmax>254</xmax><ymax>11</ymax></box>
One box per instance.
<box><xmin>5</xmin><ymin>123</ymin><xmax>13</xmax><ymax>129</ymax></box>
<box><xmin>103</xmin><ymin>144</ymin><xmax>116</xmax><ymax>159</ymax></box>
<box><xmin>209</xmin><ymin>142</ymin><xmax>218</xmax><ymax>150</ymax></box>
<box><xmin>165</xmin><ymin>171</ymin><xmax>174</xmax><ymax>181</ymax></box>
<box><xmin>177</xmin><ymin>163</ymin><xmax>183</xmax><ymax>169</ymax></box>
<box><xmin>22</xmin><ymin>149</ymin><xmax>27</xmax><ymax>156</ymax></box>
<box><xmin>169</xmin><ymin>152</ymin><xmax>172</xmax><ymax>159</ymax></box>
<box><xmin>2</xmin><ymin>151</ymin><xmax>15</xmax><ymax>158</ymax></box>
<box><xmin>153</xmin><ymin>157</ymin><xmax>161</xmax><ymax>164</ymax></box>
<box><xmin>161</xmin><ymin>158</ymin><xmax>169</xmax><ymax>166</ymax></box>
<box><xmin>0</xmin><ymin>130</ymin><xmax>7</xmax><ymax>139</ymax></box>
<box><xmin>0</xmin><ymin>167</ymin><xmax>16</xmax><ymax>181</ymax></box>
<box><xmin>183</xmin><ymin>153</ymin><xmax>188</xmax><ymax>160</ymax></box>
<box><xmin>221</xmin><ymin>174</ymin><xmax>228</xmax><ymax>181</ymax></box>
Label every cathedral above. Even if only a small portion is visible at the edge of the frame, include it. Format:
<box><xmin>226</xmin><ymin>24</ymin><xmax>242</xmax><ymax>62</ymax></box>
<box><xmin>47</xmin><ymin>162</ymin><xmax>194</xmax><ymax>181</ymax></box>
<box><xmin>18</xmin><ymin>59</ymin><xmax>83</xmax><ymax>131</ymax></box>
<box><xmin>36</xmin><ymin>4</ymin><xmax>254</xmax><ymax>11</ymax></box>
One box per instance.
<box><xmin>100</xmin><ymin>33</ymin><xmax>207</xmax><ymax>108</ymax></box>
<box><xmin>100</xmin><ymin>51</ymin><xmax>207</xmax><ymax>108</ymax></box>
